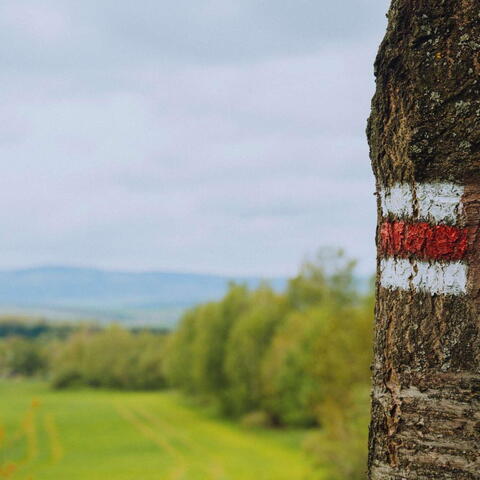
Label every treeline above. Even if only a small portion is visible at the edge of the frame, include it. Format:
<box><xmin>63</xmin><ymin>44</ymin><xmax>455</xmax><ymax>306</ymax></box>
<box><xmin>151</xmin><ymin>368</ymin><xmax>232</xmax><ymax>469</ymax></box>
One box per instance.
<box><xmin>0</xmin><ymin>316</ymin><xmax>78</xmax><ymax>339</ymax></box>
<box><xmin>0</xmin><ymin>315</ymin><xmax>167</xmax><ymax>340</ymax></box>
<box><xmin>51</xmin><ymin>327</ymin><xmax>167</xmax><ymax>389</ymax></box>
<box><xmin>164</xmin><ymin>250</ymin><xmax>373</xmax><ymax>479</ymax></box>
<box><xmin>0</xmin><ymin>326</ymin><xmax>167</xmax><ymax>390</ymax></box>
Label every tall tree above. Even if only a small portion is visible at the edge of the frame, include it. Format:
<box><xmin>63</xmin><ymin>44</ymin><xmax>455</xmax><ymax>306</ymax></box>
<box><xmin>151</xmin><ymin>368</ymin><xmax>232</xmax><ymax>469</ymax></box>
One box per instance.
<box><xmin>368</xmin><ymin>1</ymin><xmax>480</xmax><ymax>479</ymax></box>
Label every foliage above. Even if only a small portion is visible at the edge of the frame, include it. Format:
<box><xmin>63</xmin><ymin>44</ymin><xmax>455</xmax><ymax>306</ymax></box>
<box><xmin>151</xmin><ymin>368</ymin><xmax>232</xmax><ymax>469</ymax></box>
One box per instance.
<box><xmin>50</xmin><ymin>326</ymin><xmax>167</xmax><ymax>390</ymax></box>
<box><xmin>163</xmin><ymin>308</ymin><xmax>200</xmax><ymax>393</ymax></box>
<box><xmin>0</xmin><ymin>316</ymin><xmax>80</xmax><ymax>340</ymax></box>
<box><xmin>0</xmin><ymin>336</ymin><xmax>48</xmax><ymax>377</ymax></box>
<box><xmin>304</xmin><ymin>387</ymin><xmax>370</xmax><ymax>480</ymax></box>
<box><xmin>164</xmin><ymin>283</ymin><xmax>251</xmax><ymax>400</ymax></box>
<box><xmin>261</xmin><ymin>307</ymin><xmax>328</xmax><ymax>426</ymax></box>
<box><xmin>163</xmin><ymin>249</ymin><xmax>373</xmax><ymax>478</ymax></box>
<box><xmin>287</xmin><ymin>248</ymin><xmax>357</xmax><ymax>310</ymax></box>
<box><xmin>223</xmin><ymin>285</ymin><xmax>286</xmax><ymax>416</ymax></box>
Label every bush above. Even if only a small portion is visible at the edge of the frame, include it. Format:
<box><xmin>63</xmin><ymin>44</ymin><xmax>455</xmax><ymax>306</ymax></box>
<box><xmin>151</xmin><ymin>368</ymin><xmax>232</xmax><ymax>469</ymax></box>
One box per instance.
<box><xmin>0</xmin><ymin>337</ymin><xmax>47</xmax><ymax>377</ymax></box>
<box><xmin>240</xmin><ymin>411</ymin><xmax>273</xmax><ymax>429</ymax></box>
<box><xmin>223</xmin><ymin>286</ymin><xmax>286</xmax><ymax>416</ymax></box>
<box><xmin>50</xmin><ymin>327</ymin><xmax>167</xmax><ymax>390</ymax></box>
<box><xmin>304</xmin><ymin>388</ymin><xmax>370</xmax><ymax>480</ymax></box>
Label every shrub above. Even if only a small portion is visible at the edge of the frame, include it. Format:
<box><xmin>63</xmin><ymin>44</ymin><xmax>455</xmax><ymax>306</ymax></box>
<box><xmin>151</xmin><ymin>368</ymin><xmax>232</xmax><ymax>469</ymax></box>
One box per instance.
<box><xmin>0</xmin><ymin>337</ymin><xmax>47</xmax><ymax>377</ymax></box>
<box><xmin>50</xmin><ymin>327</ymin><xmax>167</xmax><ymax>390</ymax></box>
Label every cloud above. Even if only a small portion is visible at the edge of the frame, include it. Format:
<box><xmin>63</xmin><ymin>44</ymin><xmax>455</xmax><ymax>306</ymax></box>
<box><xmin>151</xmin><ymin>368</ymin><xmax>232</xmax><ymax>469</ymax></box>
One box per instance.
<box><xmin>1</xmin><ymin>2</ymin><xmax>70</xmax><ymax>42</ymax></box>
<box><xmin>0</xmin><ymin>0</ymin><xmax>389</xmax><ymax>70</ymax></box>
<box><xmin>0</xmin><ymin>0</ymin><xmax>389</xmax><ymax>276</ymax></box>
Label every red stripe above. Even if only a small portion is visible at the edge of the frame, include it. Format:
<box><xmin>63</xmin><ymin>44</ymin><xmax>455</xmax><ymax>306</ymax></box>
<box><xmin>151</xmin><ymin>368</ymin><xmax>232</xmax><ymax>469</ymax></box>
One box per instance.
<box><xmin>380</xmin><ymin>221</ymin><xmax>470</xmax><ymax>261</ymax></box>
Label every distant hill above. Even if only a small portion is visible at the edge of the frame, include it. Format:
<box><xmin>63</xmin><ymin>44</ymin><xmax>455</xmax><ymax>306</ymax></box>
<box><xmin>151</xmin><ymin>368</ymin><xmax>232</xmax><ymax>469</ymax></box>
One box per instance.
<box><xmin>0</xmin><ymin>266</ymin><xmax>287</xmax><ymax>327</ymax></box>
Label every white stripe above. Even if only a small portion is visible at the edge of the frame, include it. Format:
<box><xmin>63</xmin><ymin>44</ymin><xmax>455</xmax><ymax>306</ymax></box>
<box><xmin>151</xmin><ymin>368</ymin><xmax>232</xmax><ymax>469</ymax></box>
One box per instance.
<box><xmin>379</xmin><ymin>184</ymin><xmax>413</xmax><ymax>218</ymax></box>
<box><xmin>380</xmin><ymin>258</ymin><xmax>467</xmax><ymax>295</ymax></box>
<box><xmin>416</xmin><ymin>183</ymin><xmax>463</xmax><ymax>224</ymax></box>
<box><xmin>380</xmin><ymin>182</ymin><xmax>464</xmax><ymax>223</ymax></box>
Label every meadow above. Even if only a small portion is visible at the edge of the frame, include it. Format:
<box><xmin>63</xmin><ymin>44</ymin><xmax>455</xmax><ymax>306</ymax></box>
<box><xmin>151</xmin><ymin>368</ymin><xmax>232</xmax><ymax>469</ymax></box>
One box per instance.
<box><xmin>0</xmin><ymin>251</ymin><xmax>371</xmax><ymax>479</ymax></box>
<box><xmin>0</xmin><ymin>380</ymin><xmax>318</xmax><ymax>480</ymax></box>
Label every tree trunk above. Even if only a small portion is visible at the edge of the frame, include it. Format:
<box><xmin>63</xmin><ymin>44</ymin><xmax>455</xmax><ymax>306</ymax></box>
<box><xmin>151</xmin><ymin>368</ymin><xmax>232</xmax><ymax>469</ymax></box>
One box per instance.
<box><xmin>367</xmin><ymin>1</ymin><xmax>480</xmax><ymax>478</ymax></box>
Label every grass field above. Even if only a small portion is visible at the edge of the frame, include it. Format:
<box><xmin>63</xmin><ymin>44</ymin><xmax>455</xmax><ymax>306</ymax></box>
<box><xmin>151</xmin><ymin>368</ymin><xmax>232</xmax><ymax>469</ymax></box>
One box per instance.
<box><xmin>0</xmin><ymin>381</ymin><xmax>319</xmax><ymax>480</ymax></box>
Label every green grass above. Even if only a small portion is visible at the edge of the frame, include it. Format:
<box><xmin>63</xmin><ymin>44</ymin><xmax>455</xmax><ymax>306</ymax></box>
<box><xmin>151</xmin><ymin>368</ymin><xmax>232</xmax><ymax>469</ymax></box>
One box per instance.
<box><xmin>0</xmin><ymin>381</ymin><xmax>319</xmax><ymax>479</ymax></box>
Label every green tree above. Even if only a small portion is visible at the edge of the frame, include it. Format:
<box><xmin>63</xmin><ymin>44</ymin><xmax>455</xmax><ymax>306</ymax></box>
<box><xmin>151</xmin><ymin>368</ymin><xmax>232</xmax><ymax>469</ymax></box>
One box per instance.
<box><xmin>51</xmin><ymin>327</ymin><xmax>166</xmax><ymax>390</ymax></box>
<box><xmin>223</xmin><ymin>285</ymin><xmax>286</xmax><ymax>416</ymax></box>
<box><xmin>261</xmin><ymin>308</ymin><xmax>324</xmax><ymax>426</ymax></box>
<box><xmin>0</xmin><ymin>336</ymin><xmax>47</xmax><ymax>377</ymax></box>
<box><xmin>287</xmin><ymin>248</ymin><xmax>357</xmax><ymax>310</ymax></box>
<box><xmin>163</xmin><ymin>309</ymin><xmax>200</xmax><ymax>393</ymax></box>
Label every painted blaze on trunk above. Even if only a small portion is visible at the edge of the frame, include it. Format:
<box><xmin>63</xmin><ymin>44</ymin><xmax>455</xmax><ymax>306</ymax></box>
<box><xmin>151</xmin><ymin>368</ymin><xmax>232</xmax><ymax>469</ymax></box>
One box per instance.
<box><xmin>367</xmin><ymin>1</ymin><xmax>480</xmax><ymax>479</ymax></box>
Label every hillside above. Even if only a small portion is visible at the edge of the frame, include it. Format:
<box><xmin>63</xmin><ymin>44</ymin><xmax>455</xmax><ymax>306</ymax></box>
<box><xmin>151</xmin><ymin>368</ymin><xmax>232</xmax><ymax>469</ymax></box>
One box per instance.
<box><xmin>0</xmin><ymin>267</ymin><xmax>286</xmax><ymax>326</ymax></box>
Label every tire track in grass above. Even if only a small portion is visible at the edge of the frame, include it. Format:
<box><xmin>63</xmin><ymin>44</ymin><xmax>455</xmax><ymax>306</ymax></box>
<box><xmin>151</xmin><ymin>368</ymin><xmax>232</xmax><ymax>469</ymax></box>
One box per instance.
<box><xmin>22</xmin><ymin>410</ymin><xmax>38</xmax><ymax>463</ymax></box>
<box><xmin>139</xmin><ymin>400</ymin><xmax>282</xmax><ymax>479</ymax></box>
<box><xmin>114</xmin><ymin>404</ymin><xmax>179</xmax><ymax>457</ymax></box>
<box><xmin>133</xmin><ymin>405</ymin><xmax>226</xmax><ymax>480</ymax></box>
<box><xmin>114</xmin><ymin>403</ymin><xmax>187</xmax><ymax>480</ymax></box>
<box><xmin>147</xmin><ymin>397</ymin><xmax>312</xmax><ymax>479</ymax></box>
<box><xmin>43</xmin><ymin>413</ymin><xmax>63</xmax><ymax>464</ymax></box>
<box><xmin>0</xmin><ymin>407</ymin><xmax>39</xmax><ymax>476</ymax></box>
<box><xmin>133</xmin><ymin>406</ymin><xmax>191</xmax><ymax>449</ymax></box>
<box><xmin>0</xmin><ymin>422</ymin><xmax>19</xmax><ymax>480</ymax></box>
<box><xmin>3</xmin><ymin>407</ymin><xmax>40</xmax><ymax>480</ymax></box>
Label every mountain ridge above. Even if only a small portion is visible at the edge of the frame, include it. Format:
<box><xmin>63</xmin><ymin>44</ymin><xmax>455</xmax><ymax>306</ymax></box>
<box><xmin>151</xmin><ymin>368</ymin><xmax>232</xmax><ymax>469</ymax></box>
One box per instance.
<box><xmin>0</xmin><ymin>266</ymin><xmax>287</xmax><ymax>326</ymax></box>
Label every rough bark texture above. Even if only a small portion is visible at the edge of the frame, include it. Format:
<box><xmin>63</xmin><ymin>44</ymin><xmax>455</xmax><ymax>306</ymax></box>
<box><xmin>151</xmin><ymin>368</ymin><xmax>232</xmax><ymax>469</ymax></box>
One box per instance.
<box><xmin>368</xmin><ymin>1</ymin><xmax>480</xmax><ymax>479</ymax></box>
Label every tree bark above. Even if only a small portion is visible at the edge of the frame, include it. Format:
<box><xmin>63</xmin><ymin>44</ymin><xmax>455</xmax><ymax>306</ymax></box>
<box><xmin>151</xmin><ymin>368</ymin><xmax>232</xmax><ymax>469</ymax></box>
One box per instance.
<box><xmin>368</xmin><ymin>1</ymin><xmax>480</xmax><ymax>479</ymax></box>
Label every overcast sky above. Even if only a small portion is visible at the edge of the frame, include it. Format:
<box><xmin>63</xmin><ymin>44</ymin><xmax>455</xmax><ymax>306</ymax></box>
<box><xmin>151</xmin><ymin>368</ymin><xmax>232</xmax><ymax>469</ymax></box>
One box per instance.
<box><xmin>0</xmin><ymin>0</ymin><xmax>390</xmax><ymax>276</ymax></box>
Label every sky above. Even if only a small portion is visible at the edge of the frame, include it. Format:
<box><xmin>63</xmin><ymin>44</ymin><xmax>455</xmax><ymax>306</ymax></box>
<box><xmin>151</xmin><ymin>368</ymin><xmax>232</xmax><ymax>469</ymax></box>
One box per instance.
<box><xmin>0</xmin><ymin>0</ymin><xmax>390</xmax><ymax>277</ymax></box>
